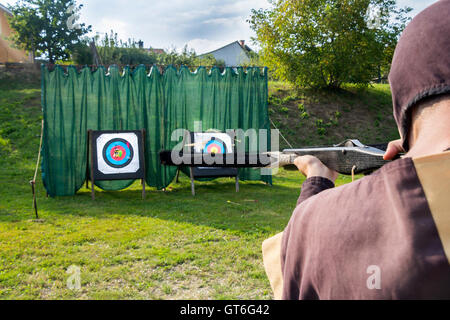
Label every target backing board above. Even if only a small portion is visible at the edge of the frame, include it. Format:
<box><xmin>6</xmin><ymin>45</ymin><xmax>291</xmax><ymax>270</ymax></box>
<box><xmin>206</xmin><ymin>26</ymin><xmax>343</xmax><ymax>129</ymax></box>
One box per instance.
<box><xmin>90</xmin><ymin>130</ymin><xmax>145</xmax><ymax>181</ymax></box>
<box><xmin>190</xmin><ymin>131</ymin><xmax>238</xmax><ymax>178</ymax></box>
<box><xmin>192</xmin><ymin>132</ymin><xmax>233</xmax><ymax>155</ymax></box>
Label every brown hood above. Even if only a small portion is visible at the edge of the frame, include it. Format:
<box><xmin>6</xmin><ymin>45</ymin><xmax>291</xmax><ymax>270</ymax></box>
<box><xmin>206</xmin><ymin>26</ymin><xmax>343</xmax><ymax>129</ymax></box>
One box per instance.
<box><xmin>388</xmin><ymin>0</ymin><xmax>450</xmax><ymax>151</ymax></box>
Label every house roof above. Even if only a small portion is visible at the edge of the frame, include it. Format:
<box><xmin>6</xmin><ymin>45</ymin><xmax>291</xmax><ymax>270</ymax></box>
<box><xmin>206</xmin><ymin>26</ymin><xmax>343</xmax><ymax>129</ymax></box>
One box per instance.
<box><xmin>0</xmin><ymin>3</ymin><xmax>12</xmax><ymax>16</ymax></box>
<box><xmin>200</xmin><ymin>41</ymin><xmax>252</xmax><ymax>57</ymax></box>
<box><xmin>147</xmin><ymin>48</ymin><xmax>165</xmax><ymax>55</ymax></box>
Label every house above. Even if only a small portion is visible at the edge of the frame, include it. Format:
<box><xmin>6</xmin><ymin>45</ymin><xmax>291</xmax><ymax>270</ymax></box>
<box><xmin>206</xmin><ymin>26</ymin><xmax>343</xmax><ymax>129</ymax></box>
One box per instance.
<box><xmin>137</xmin><ymin>41</ymin><xmax>165</xmax><ymax>55</ymax></box>
<box><xmin>0</xmin><ymin>3</ymin><xmax>32</xmax><ymax>63</ymax></box>
<box><xmin>200</xmin><ymin>40</ymin><xmax>252</xmax><ymax>67</ymax></box>
<box><xmin>147</xmin><ymin>48</ymin><xmax>165</xmax><ymax>55</ymax></box>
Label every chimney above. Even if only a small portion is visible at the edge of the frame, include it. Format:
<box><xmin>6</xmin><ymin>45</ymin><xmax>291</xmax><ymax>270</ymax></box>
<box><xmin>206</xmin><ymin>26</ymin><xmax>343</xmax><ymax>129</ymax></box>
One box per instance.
<box><xmin>239</xmin><ymin>40</ymin><xmax>245</xmax><ymax>48</ymax></box>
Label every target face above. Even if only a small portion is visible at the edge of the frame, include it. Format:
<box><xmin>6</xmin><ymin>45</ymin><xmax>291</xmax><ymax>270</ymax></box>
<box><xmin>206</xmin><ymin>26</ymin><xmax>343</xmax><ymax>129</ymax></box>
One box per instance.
<box><xmin>103</xmin><ymin>138</ymin><xmax>134</xmax><ymax>168</ymax></box>
<box><xmin>193</xmin><ymin>132</ymin><xmax>233</xmax><ymax>155</ymax></box>
<box><xmin>191</xmin><ymin>131</ymin><xmax>238</xmax><ymax>177</ymax></box>
<box><xmin>92</xmin><ymin>131</ymin><xmax>144</xmax><ymax>180</ymax></box>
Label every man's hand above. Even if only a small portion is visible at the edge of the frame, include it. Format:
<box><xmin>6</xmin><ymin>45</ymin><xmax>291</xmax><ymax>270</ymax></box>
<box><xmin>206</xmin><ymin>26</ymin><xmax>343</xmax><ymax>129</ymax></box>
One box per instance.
<box><xmin>294</xmin><ymin>155</ymin><xmax>339</xmax><ymax>183</ymax></box>
<box><xmin>383</xmin><ymin>139</ymin><xmax>405</xmax><ymax>160</ymax></box>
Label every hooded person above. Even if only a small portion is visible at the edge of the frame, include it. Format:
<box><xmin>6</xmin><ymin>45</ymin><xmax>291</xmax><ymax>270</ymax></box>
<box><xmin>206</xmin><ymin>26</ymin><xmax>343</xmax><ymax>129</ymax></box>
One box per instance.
<box><xmin>262</xmin><ymin>0</ymin><xmax>450</xmax><ymax>300</ymax></box>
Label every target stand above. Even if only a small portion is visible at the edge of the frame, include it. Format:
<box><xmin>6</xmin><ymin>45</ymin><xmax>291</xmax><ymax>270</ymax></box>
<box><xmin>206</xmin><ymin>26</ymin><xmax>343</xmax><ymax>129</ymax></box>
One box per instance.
<box><xmin>87</xmin><ymin>130</ymin><xmax>146</xmax><ymax>200</ymax></box>
<box><xmin>186</xmin><ymin>131</ymin><xmax>239</xmax><ymax>196</ymax></box>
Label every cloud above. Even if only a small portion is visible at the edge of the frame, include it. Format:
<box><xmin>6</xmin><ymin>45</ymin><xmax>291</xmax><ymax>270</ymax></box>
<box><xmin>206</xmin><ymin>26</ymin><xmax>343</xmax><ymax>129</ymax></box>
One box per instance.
<box><xmin>185</xmin><ymin>38</ymin><xmax>231</xmax><ymax>55</ymax></box>
<box><xmin>95</xmin><ymin>18</ymin><xmax>130</xmax><ymax>39</ymax></box>
<box><xmin>0</xmin><ymin>0</ymin><xmax>264</xmax><ymax>53</ymax></box>
<box><xmin>2</xmin><ymin>0</ymin><xmax>439</xmax><ymax>55</ymax></box>
<box><xmin>396</xmin><ymin>0</ymin><xmax>439</xmax><ymax>15</ymax></box>
<box><xmin>0</xmin><ymin>0</ymin><xmax>271</xmax><ymax>52</ymax></box>
<box><xmin>75</xmin><ymin>0</ymin><xmax>272</xmax><ymax>51</ymax></box>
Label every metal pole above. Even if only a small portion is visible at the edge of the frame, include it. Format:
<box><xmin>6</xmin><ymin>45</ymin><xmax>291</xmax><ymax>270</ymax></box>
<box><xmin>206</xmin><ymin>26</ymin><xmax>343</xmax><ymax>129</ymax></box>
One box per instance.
<box><xmin>142</xmin><ymin>129</ymin><xmax>146</xmax><ymax>200</ymax></box>
<box><xmin>30</xmin><ymin>119</ymin><xmax>44</xmax><ymax>220</ymax></box>
<box><xmin>30</xmin><ymin>181</ymin><xmax>39</xmax><ymax>220</ymax></box>
<box><xmin>190</xmin><ymin>167</ymin><xmax>195</xmax><ymax>196</ymax></box>
<box><xmin>175</xmin><ymin>169</ymin><xmax>180</xmax><ymax>183</ymax></box>
<box><xmin>88</xmin><ymin>130</ymin><xmax>95</xmax><ymax>200</ymax></box>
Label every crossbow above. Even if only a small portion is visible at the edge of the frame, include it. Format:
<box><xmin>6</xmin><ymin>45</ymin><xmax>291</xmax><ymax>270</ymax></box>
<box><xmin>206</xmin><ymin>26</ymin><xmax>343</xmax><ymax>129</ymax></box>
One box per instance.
<box><xmin>159</xmin><ymin>139</ymin><xmax>391</xmax><ymax>175</ymax></box>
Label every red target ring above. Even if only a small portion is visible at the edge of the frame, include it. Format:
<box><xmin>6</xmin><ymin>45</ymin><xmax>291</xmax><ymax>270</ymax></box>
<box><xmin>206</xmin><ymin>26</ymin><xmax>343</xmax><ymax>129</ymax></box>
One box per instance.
<box><xmin>110</xmin><ymin>145</ymin><xmax>126</xmax><ymax>161</ymax></box>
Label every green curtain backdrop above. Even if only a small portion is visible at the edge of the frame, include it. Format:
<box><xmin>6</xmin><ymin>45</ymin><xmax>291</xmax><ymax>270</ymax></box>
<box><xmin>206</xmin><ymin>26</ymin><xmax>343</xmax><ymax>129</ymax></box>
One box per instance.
<box><xmin>41</xmin><ymin>65</ymin><xmax>271</xmax><ymax>197</ymax></box>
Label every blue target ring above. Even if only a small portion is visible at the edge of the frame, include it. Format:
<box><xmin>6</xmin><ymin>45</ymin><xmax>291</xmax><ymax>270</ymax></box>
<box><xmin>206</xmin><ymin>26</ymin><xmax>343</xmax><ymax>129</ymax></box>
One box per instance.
<box><xmin>102</xmin><ymin>138</ymin><xmax>134</xmax><ymax>168</ymax></box>
<box><xmin>204</xmin><ymin>137</ymin><xmax>227</xmax><ymax>154</ymax></box>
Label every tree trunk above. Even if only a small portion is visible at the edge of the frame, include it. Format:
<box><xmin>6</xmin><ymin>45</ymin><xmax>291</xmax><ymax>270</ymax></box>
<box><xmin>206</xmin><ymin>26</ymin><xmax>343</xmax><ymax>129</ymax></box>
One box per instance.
<box><xmin>31</xmin><ymin>46</ymin><xmax>36</xmax><ymax>63</ymax></box>
<box><xmin>48</xmin><ymin>46</ymin><xmax>54</xmax><ymax>64</ymax></box>
<box><xmin>378</xmin><ymin>65</ymin><xmax>381</xmax><ymax>83</ymax></box>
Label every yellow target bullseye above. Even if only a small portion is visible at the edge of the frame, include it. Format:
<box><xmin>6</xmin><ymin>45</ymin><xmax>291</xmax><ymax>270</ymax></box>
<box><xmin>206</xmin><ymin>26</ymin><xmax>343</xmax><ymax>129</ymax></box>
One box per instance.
<box><xmin>204</xmin><ymin>137</ymin><xmax>227</xmax><ymax>154</ymax></box>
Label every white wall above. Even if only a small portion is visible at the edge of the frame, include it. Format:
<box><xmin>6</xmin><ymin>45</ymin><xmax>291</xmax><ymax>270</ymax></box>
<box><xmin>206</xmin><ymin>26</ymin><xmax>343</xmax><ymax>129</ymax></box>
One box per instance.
<box><xmin>209</xmin><ymin>42</ymin><xmax>250</xmax><ymax>67</ymax></box>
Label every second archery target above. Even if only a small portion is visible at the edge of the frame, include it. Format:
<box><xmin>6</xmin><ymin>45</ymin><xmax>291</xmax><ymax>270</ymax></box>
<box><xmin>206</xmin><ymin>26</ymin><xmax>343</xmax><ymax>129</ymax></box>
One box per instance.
<box><xmin>193</xmin><ymin>132</ymin><xmax>233</xmax><ymax>154</ymax></box>
<box><xmin>190</xmin><ymin>131</ymin><xmax>238</xmax><ymax>178</ymax></box>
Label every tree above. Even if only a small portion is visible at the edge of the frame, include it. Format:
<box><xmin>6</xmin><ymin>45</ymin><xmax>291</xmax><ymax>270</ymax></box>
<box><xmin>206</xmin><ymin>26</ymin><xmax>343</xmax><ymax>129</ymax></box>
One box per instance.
<box><xmin>78</xmin><ymin>31</ymin><xmax>158</xmax><ymax>66</ymax></box>
<box><xmin>155</xmin><ymin>45</ymin><xmax>226</xmax><ymax>69</ymax></box>
<box><xmin>71</xmin><ymin>38</ymin><xmax>93</xmax><ymax>65</ymax></box>
<box><xmin>82</xmin><ymin>31</ymin><xmax>226</xmax><ymax>69</ymax></box>
<box><xmin>249</xmin><ymin>0</ymin><xmax>411</xmax><ymax>88</ymax></box>
<box><xmin>8</xmin><ymin>0</ymin><xmax>91</xmax><ymax>63</ymax></box>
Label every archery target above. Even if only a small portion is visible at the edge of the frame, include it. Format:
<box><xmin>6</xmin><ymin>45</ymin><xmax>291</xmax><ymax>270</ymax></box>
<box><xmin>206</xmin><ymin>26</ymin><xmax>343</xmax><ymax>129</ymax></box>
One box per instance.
<box><xmin>96</xmin><ymin>133</ymin><xmax>140</xmax><ymax>175</ymax></box>
<box><xmin>193</xmin><ymin>133</ymin><xmax>233</xmax><ymax>154</ymax></box>
<box><xmin>190</xmin><ymin>131</ymin><xmax>238</xmax><ymax>177</ymax></box>
<box><xmin>204</xmin><ymin>138</ymin><xmax>227</xmax><ymax>154</ymax></box>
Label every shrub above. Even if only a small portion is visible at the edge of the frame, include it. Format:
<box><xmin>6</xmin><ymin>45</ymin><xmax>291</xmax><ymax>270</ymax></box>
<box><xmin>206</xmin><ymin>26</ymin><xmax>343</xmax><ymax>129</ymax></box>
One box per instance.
<box><xmin>249</xmin><ymin>0</ymin><xmax>412</xmax><ymax>88</ymax></box>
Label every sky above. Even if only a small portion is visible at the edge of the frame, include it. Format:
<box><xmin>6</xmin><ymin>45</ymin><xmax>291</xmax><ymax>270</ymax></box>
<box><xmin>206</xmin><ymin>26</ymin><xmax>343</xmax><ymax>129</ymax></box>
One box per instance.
<box><xmin>0</xmin><ymin>0</ymin><xmax>440</xmax><ymax>54</ymax></box>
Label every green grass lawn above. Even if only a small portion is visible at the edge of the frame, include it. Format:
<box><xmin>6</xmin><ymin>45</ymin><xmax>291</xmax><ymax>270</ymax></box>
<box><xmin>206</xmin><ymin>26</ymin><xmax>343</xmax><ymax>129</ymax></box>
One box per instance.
<box><xmin>268</xmin><ymin>81</ymin><xmax>399</xmax><ymax>148</ymax></box>
<box><xmin>0</xmin><ymin>78</ymin><xmax>360</xmax><ymax>300</ymax></box>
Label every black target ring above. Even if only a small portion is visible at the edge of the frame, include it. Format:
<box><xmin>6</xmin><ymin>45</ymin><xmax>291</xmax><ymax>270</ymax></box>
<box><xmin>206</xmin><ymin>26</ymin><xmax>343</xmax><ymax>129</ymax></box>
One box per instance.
<box><xmin>102</xmin><ymin>138</ymin><xmax>134</xmax><ymax>169</ymax></box>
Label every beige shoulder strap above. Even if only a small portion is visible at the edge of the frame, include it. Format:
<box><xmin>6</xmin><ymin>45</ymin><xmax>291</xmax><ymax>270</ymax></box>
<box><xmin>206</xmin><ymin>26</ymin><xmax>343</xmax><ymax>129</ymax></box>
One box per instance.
<box><xmin>262</xmin><ymin>232</ymin><xmax>284</xmax><ymax>299</ymax></box>
<box><xmin>413</xmin><ymin>151</ymin><xmax>450</xmax><ymax>263</ymax></box>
